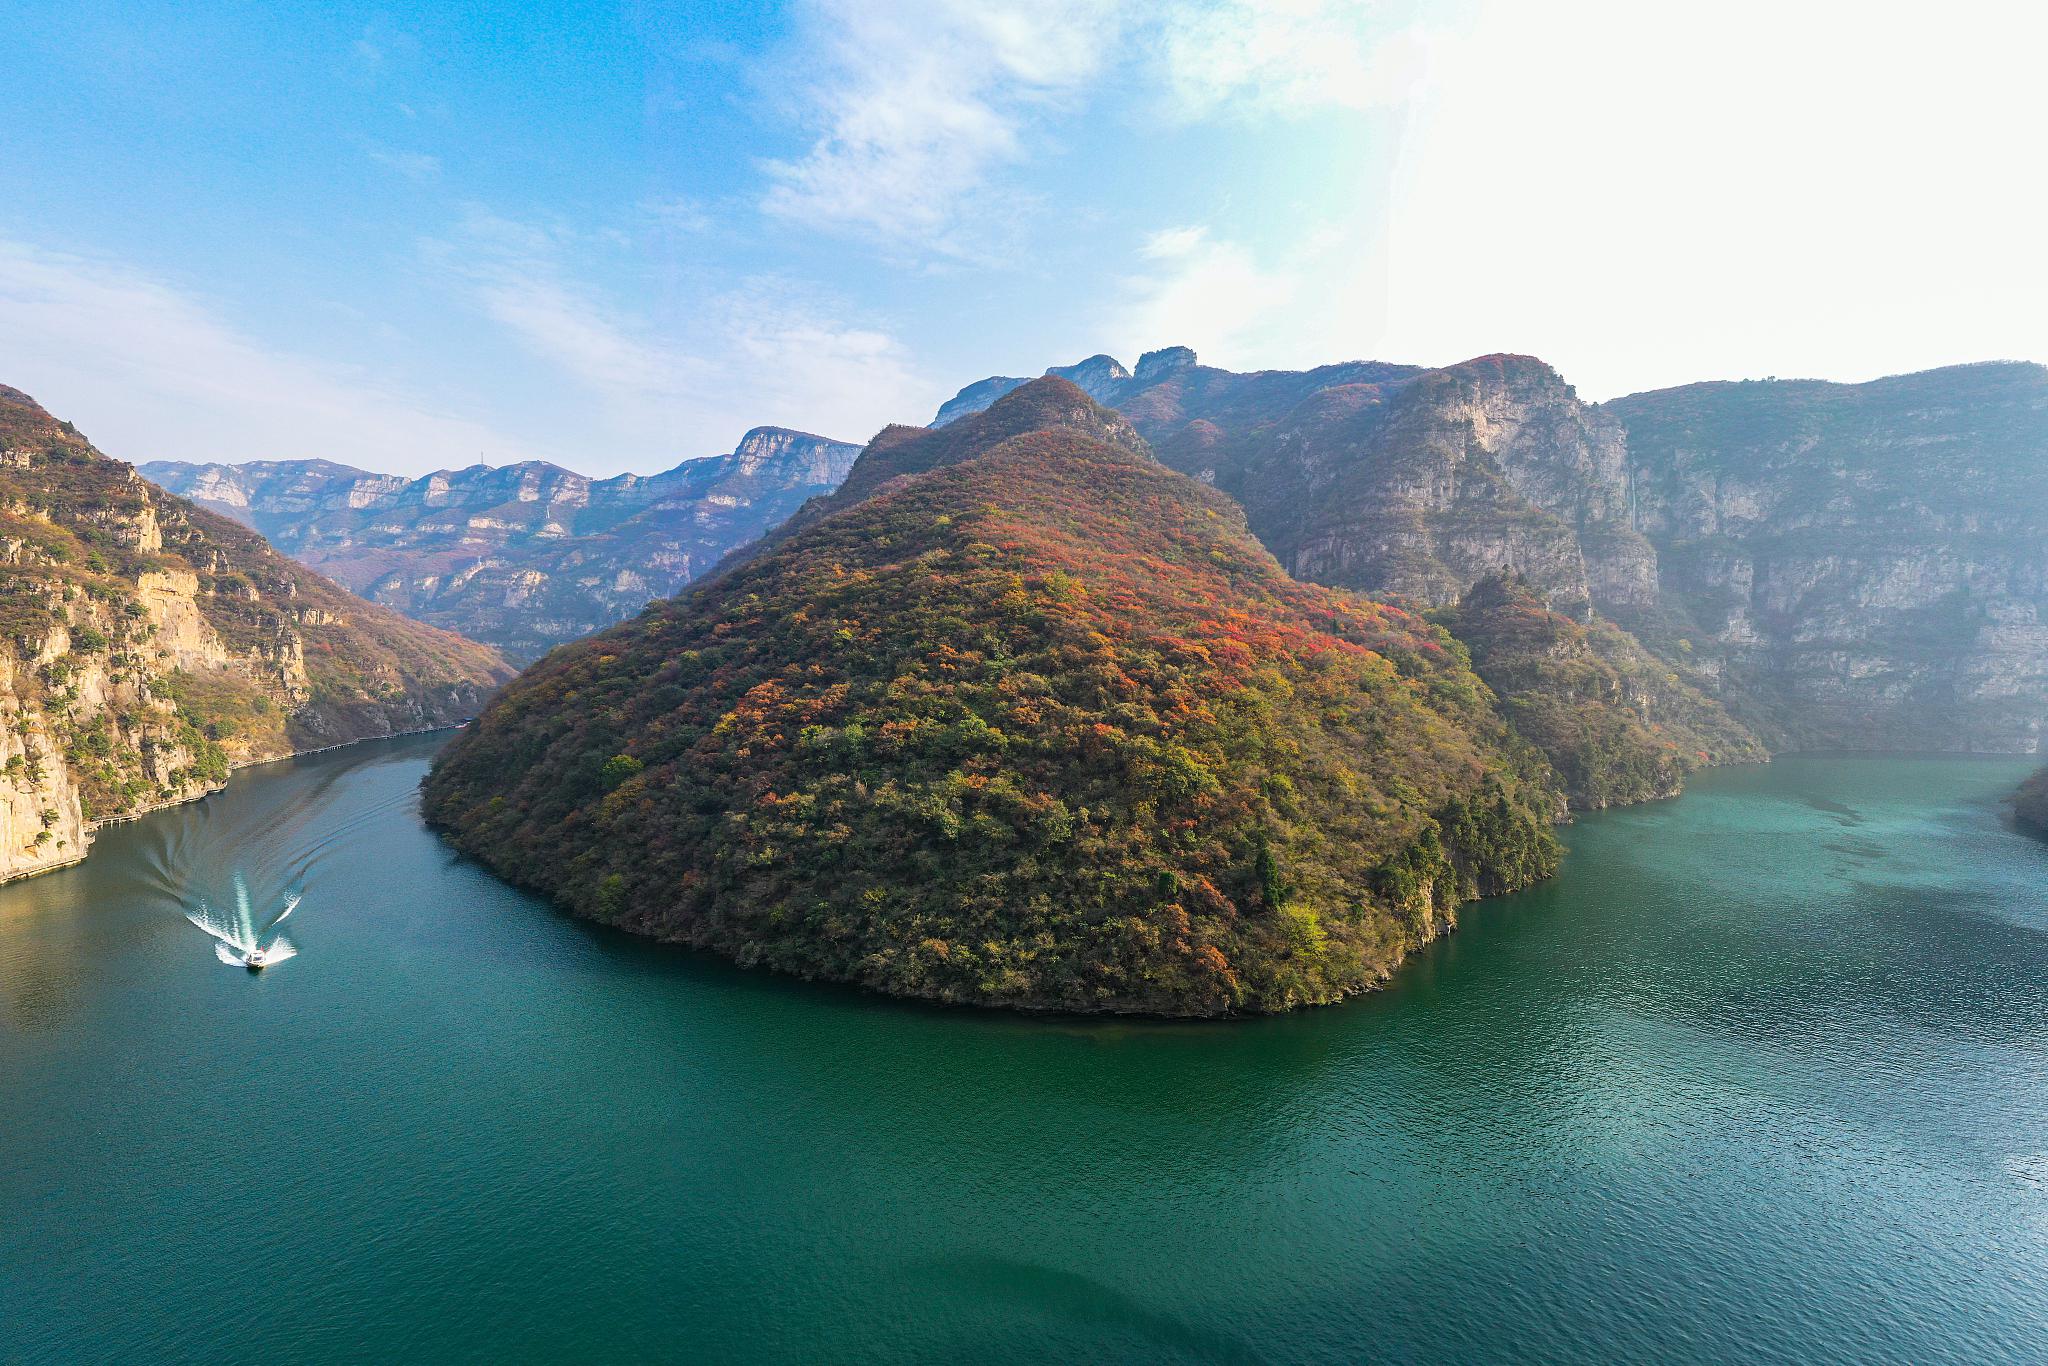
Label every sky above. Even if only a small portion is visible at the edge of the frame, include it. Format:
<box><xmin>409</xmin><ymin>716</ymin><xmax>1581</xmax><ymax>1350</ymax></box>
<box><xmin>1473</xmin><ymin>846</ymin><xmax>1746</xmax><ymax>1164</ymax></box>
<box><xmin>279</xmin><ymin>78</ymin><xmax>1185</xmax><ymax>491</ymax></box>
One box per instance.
<box><xmin>1</xmin><ymin>0</ymin><xmax>2043</xmax><ymax>476</ymax></box>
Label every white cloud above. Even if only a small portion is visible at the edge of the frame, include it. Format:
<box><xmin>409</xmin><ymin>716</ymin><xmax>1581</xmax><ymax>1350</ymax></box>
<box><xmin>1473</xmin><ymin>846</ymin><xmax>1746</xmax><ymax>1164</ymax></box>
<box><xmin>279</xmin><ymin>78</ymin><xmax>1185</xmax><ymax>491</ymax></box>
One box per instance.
<box><xmin>1113</xmin><ymin>226</ymin><xmax>1301</xmax><ymax>365</ymax></box>
<box><xmin>437</xmin><ymin>212</ymin><xmax>937</xmax><ymax>456</ymax></box>
<box><xmin>0</xmin><ymin>236</ymin><xmax>526</xmax><ymax>470</ymax></box>
<box><xmin>1373</xmin><ymin>0</ymin><xmax>2048</xmax><ymax>395</ymax></box>
<box><xmin>368</xmin><ymin>148</ymin><xmax>442</xmax><ymax>182</ymax></box>
<box><xmin>1103</xmin><ymin>0</ymin><xmax>2048</xmax><ymax>396</ymax></box>
<box><xmin>1157</xmin><ymin>0</ymin><xmax>1429</xmax><ymax>119</ymax></box>
<box><xmin>760</xmin><ymin>0</ymin><xmax>1124</xmax><ymax>250</ymax></box>
<box><xmin>1109</xmin><ymin>220</ymin><xmax>1390</xmax><ymax>372</ymax></box>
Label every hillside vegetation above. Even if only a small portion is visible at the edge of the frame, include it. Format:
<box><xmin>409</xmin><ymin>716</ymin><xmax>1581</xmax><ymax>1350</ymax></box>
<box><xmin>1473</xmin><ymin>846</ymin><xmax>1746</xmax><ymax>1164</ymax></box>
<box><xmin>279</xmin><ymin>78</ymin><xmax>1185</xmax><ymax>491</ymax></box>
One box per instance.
<box><xmin>0</xmin><ymin>384</ymin><xmax>508</xmax><ymax>879</ymax></box>
<box><xmin>1436</xmin><ymin>575</ymin><xmax>1766</xmax><ymax>808</ymax></box>
<box><xmin>427</xmin><ymin>381</ymin><xmax>1561</xmax><ymax>1015</ymax></box>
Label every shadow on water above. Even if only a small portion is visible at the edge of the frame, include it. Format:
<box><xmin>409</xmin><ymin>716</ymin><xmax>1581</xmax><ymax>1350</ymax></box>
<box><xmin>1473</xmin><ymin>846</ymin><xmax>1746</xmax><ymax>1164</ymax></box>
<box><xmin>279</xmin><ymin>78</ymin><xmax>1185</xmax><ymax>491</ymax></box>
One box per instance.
<box><xmin>899</xmin><ymin>1255</ymin><xmax>1268</xmax><ymax>1364</ymax></box>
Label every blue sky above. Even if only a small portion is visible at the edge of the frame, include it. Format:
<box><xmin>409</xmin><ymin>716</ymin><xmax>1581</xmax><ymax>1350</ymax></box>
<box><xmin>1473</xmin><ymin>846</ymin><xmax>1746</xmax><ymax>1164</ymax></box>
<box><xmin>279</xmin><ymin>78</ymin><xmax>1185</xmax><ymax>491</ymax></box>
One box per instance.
<box><xmin>2</xmin><ymin>0</ymin><xmax>2043</xmax><ymax>476</ymax></box>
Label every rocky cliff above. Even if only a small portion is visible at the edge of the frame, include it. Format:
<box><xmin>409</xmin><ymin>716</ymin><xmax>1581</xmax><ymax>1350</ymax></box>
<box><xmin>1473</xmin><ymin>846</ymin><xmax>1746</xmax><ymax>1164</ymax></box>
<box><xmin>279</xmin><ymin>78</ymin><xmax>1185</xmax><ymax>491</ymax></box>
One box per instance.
<box><xmin>2017</xmin><ymin>768</ymin><xmax>2048</xmax><ymax>837</ymax></box>
<box><xmin>1609</xmin><ymin>363</ymin><xmax>2048</xmax><ymax>751</ymax></box>
<box><xmin>929</xmin><ymin>350</ymin><xmax>1750</xmax><ymax>785</ymax></box>
<box><xmin>934</xmin><ymin>350</ymin><xmax>1660</xmax><ymax>619</ymax></box>
<box><xmin>0</xmin><ymin>385</ymin><xmax>510</xmax><ymax>882</ymax></box>
<box><xmin>144</xmin><ymin>426</ymin><xmax>860</xmax><ymax>662</ymax></box>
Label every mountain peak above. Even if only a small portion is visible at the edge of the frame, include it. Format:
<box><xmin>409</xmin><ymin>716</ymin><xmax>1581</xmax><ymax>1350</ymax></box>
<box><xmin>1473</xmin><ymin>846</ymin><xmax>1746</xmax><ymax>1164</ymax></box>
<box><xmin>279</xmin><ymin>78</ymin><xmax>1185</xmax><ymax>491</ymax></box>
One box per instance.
<box><xmin>1135</xmin><ymin>346</ymin><xmax>1198</xmax><ymax>382</ymax></box>
<box><xmin>0</xmin><ymin>383</ymin><xmax>48</xmax><ymax>415</ymax></box>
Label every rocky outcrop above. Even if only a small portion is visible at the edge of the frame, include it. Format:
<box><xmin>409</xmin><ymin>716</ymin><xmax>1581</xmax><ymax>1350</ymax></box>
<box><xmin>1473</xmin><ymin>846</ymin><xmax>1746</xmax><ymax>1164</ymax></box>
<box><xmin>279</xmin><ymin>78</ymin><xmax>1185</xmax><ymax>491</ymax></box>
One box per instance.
<box><xmin>932</xmin><ymin>350</ymin><xmax>1659</xmax><ymax>620</ymax></box>
<box><xmin>1437</xmin><ymin>574</ymin><xmax>1765</xmax><ymax>808</ymax></box>
<box><xmin>2018</xmin><ymin>768</ymin><xmax>2048</xmax><ymax>837</ymax></box>
<box><xmin>0</xmin><ymin>384</ymin><xmax>509</xmax><ymax>882</ymax></box>
<box><xmin>145</xmin><ymin>426</ymin><xmax>860</xmax><ymax>662</ymax></box>
<box><xmin>1609</xmin><ymin>363</ymin><xmax>2048</xmax><ymax>751</ymax></box>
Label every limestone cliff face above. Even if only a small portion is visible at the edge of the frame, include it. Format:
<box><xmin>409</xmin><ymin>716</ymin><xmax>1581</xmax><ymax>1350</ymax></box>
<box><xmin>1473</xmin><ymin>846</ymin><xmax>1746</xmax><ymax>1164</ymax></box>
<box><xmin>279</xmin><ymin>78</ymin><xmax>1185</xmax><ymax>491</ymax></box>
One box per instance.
<box><xmin>145</xmin><ymin>426</ymin><xmax>859</xmax><ymax>662</ymax></box>
<box><xmin>1237</xmin><ymin>357</ymin><xmax>1660</xmax><ymax>619</ymax></box>
<box><xmin>0</xmin><ymin>385</ymin><xmax>510</xmax><ymax>882</ymax></box>
<box><xmin>1610</xmin><ymin>363</ymin><xmax>2048</xmax><ymax>751</ymax></box>
<box><xmin>933</xmin><ymin>350</ymin><xmax>1658</xmax><ymax>620</ymax></box>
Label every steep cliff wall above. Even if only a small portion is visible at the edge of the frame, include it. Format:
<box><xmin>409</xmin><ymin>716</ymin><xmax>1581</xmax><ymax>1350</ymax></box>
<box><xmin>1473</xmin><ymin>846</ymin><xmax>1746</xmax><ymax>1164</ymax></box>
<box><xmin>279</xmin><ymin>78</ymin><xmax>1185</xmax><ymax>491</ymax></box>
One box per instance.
<box><xmin>1610</xmin><ymin>363</ymin><xmax>2048</xmax><ymax>751</ymax></box>
<box><xmin>934</xmin><ymin>350</ymin><xmax>1659</xmax><ymax>619</ymax></box>
<box><xmin>0</xmin><ymin>385</ymin><xmax>510</xmax><ymax>881</ymax></box>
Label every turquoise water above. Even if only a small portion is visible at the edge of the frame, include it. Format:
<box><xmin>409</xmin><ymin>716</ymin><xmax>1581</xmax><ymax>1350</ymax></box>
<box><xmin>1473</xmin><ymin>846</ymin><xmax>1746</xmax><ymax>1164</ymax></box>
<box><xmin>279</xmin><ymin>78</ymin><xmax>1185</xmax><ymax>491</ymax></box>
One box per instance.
<box><xmin>4</xmin><ymin>737</ymin><xmax>2046</xmax><ymax>1363</ymax></box>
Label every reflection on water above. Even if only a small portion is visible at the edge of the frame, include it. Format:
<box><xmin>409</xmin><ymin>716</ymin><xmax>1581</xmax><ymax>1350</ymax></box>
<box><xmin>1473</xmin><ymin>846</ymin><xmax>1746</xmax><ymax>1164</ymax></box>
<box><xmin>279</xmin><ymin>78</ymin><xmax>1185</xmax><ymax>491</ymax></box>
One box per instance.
<box><xmin>2</xmin><ymin>740</ymin><xmax>2047</xmax><ymax>1364</ymax></box>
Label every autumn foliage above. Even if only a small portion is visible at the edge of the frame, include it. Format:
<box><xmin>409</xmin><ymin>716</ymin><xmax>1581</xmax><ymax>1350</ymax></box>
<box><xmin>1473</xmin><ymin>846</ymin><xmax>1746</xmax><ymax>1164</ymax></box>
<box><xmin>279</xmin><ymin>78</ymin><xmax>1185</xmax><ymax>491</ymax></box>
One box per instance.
<box><xmin>426</xmin><ymin>381</ymin><xmax>1560</xmax><ymax>1015</ymax></box>
<box><xmin>1437</xmin><ymin>574</ymin><xmax>1766</xmax><ymax>809</ymax></box>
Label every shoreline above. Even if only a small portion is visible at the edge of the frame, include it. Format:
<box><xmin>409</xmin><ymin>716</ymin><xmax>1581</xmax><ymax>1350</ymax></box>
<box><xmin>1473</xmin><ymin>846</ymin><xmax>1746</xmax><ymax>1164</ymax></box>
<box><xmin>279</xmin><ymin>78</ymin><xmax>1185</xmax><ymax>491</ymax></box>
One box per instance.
<box><xmin>0</xmin><ymin>719</ymin><xmax>475</xmax><ymax>887</ymax></box>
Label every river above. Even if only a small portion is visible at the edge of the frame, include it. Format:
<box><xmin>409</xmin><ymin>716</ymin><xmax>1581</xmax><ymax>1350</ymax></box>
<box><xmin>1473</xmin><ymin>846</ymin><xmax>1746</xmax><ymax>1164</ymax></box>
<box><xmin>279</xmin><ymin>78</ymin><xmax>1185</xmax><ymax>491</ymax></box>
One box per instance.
<box><xmin>3</xmin><ymin>735</ymin><xmax>2045</xmax><ymax>1363</ymax></box>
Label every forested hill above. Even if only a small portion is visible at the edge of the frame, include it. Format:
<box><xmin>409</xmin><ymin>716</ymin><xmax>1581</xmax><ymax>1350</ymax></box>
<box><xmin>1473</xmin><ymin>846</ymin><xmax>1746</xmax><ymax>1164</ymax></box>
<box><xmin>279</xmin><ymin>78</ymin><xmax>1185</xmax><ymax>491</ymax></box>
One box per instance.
<box><xmin>425</xmin><ymin>379</ymin><xmax>1561</xmax><ymax>1016</ymax></box>
<box><xmin>0</xmin><ymin>384</ymin><xmax>509</xmax><ymax>881</ymax></box>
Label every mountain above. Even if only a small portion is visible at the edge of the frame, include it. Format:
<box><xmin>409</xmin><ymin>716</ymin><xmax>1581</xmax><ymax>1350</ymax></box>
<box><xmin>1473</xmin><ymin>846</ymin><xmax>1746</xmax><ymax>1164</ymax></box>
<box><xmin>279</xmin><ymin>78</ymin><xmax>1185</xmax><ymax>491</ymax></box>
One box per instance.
<box><xmin>1435</xmin><ymin>574</ymin><xmax>1767</xmax><ymax>808</ymax></box>
<box><xmin>2018</xmin><ymin>769</ymin><xmax>2048</xmax><ymax>838</ymax></box>
<box><xmin>1608</xmin><ymin>363</ymin><xmax>2048</xmax><ymax>750</ymax></box>
<box><xmin>937</xmin><ymin>350</ymin><xmax>2048</xmax><ymax>755</ymax></box>
<box><xmin>0</xmin><ymin>385</ymin><xmax>510</xmax><ymax>882</ymax></box>
<box><xmin>424</xmin><ymin>379</ymin><xmax>1561</xmax><ymax>1017</ymax></box>
<box><xmin>731</xmin><ymin>369</ymin><xmax>1153</xmax><ymax>569</ymax></box>
<box><xmin>143</xmin><ymin>426</ymin><xmax>860</xmax><ymax>662</ymax></box>
<box><xmin>938</xmin><ymin>349</ymin><xmax>1656</xmax><ymax>618</ymax></box>
<box><xmin>928</xmin><ymin>353</ymin><xmax>1136</xmax><ymax>425</ymax></box>
<box><xmin>932</xmin><ymin>350</ymin><xmax>1758</xmax><ymax>794</ymax></box>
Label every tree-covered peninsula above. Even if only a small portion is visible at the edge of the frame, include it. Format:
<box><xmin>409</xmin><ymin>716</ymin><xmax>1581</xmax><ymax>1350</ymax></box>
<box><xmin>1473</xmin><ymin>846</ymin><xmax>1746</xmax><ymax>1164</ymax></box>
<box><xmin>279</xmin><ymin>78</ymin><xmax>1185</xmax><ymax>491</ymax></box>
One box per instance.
<box><xmin>425</xmin><ymin>380</ymin><xmax>1561</xmax><ymax>1015</ymax></box>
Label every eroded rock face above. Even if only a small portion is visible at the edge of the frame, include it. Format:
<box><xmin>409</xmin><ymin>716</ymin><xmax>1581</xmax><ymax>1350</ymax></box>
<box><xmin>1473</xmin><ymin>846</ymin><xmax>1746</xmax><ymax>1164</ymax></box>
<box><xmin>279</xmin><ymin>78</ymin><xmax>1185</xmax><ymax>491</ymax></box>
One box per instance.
<box><xmin>934</xmin><ymin>349</ymin><xmax>1659</xmax><ymax>621</ymax></box>
<box><xmin>1610</xmin><ymin>363</ymin><xmax>2048</xmax><ymax>751</ymax></box>
<box><xmin>145</xmin><ymin>426</ymin><xmax>860</xmax><ymax>663</ymax></box>
<box><xmin>0</xmin><ymin>384</ymin><xmax>509</xmax><ymax>882</ymax></box>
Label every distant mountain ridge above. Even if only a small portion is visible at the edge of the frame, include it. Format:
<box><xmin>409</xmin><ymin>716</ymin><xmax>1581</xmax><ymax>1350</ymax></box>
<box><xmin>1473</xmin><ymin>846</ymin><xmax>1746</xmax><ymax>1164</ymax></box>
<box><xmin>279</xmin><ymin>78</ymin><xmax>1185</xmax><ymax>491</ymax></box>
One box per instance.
<box><xmin>934</xmin><ymin>349</ymin><xmax>2048</xmax><ymax>754</ymax></box>
<box><xmin>145</xmin><ymin>426</ymin><xmax>859</xmax><ymax>661</ymax></box>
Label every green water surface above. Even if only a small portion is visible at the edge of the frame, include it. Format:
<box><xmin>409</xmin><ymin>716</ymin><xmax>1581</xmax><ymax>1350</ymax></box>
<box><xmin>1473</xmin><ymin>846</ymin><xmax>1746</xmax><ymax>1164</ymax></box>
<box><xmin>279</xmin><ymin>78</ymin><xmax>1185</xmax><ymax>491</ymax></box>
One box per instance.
<box><xmin>3</xmin><ymin>737</ymin><xmax>2045</xmax><ymax>1363</ymax></box>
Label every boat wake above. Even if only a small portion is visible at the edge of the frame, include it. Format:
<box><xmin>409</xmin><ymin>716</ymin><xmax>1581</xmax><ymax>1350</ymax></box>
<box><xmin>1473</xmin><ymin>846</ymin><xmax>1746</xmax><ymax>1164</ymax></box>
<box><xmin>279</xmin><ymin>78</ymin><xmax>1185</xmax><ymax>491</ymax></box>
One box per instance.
<box><xmin>185</xmin><ymin>875</ymin><xmax>301</xmax><ymax>971</ymax></box>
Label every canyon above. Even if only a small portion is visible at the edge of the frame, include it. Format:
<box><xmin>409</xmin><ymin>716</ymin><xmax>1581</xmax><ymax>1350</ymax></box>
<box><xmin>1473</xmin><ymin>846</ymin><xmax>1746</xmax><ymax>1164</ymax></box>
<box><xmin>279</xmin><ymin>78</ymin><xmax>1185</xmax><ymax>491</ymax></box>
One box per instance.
<box><xmin>0</xmin><ymin>384</ymin><xmax>508</xmax><ymax>882</ymax></box>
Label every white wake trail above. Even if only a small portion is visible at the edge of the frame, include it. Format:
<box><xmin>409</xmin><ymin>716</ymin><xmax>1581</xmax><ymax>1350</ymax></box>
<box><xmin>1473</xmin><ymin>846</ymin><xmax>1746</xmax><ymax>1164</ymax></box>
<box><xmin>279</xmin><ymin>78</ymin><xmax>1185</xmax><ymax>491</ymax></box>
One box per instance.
<box><xmin>188</xmin><ymin>887</ymin><xmax>304</xmax><ymax>967</ymax></box>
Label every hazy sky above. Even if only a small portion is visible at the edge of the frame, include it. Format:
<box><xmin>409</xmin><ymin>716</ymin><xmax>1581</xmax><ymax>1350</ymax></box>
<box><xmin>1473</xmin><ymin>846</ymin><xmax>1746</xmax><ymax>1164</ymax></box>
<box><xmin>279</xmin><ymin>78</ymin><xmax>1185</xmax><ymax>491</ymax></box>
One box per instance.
<box><xmin>2</xmin><ymin>0</ymin><xmax>2042</xmax><ymax>475</ymax></box>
